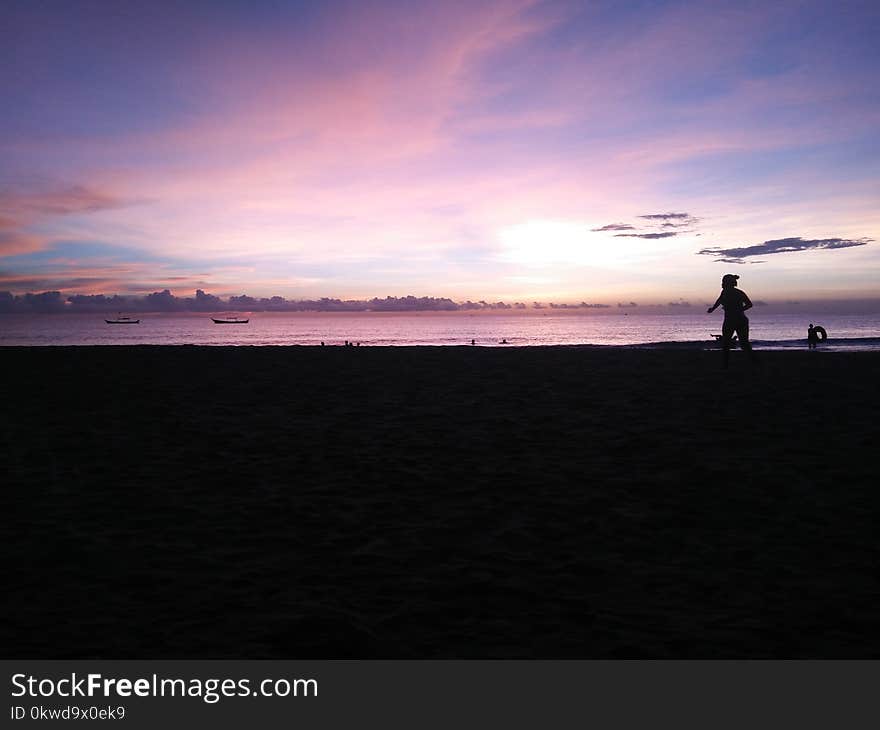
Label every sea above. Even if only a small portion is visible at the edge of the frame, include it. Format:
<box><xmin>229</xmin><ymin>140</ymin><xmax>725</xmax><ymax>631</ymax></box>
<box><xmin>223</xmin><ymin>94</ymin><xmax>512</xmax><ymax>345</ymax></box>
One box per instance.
<box><xmin>3</xmin><ymin>311</ymin><xmax>880</xmax><ymax>350</ymax></box>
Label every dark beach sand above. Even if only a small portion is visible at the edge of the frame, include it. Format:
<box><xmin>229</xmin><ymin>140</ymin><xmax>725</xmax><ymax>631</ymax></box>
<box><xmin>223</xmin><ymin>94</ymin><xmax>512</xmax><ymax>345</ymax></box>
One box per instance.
<box><xmin>2</xmin><ymin>346</ymin><xmax>878</xmax><ymax>658</ymax></box>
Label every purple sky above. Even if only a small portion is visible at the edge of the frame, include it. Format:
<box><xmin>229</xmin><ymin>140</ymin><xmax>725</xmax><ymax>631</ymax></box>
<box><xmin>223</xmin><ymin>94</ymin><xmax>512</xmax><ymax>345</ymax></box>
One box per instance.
<box><xmin>1</xmin><ymin>0</ymin><xmax>878</xmax><ymax>305</ymax></box>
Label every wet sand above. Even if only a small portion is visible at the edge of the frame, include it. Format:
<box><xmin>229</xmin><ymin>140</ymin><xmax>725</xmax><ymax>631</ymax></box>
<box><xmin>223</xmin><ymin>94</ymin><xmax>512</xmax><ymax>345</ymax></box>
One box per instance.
<box><xmin>2</xmin><ymin>346</ymin><xmax>878</xmax><ymax>657</ymax></box>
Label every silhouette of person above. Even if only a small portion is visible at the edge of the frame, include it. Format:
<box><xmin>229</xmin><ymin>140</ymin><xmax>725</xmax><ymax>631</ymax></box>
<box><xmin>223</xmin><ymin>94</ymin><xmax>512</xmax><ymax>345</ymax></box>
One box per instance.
<box><xmin>807</xmin><ymin>323</ymin><xmax>818</xmax><ymax>350</ymax></box>
<box><xmin>707</xmin><ymin>273</ymin><xmax>758</xmax><ymax>368</ymax></box>
<box><xmin>471</xmin><ymin>339</ymin><xmax>476</xmax><ymax>346</ymax></box>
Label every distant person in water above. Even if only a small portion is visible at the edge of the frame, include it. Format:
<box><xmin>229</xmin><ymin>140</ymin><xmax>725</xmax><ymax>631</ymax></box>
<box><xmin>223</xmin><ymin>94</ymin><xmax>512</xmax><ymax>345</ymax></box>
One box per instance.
<box><xmin>707</xmin><ymin>274</ymin><xmax>758</xmax><ymax>368</ymax></box>
<box><xmin>807</xmin><ymin>323</ymin><xmax>818</xmax><ymax>350</ymax></box>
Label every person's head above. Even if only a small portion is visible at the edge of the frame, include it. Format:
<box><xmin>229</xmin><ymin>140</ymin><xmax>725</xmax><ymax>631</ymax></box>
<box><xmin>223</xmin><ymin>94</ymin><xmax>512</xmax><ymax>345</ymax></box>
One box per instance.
<box><xmin>721</xmin><ymin>273</ymin><xmax>739</xmax><ymax>289</ymax></box>
<box><xmin>809</xmin><ymin>323</ymin><xmax>814</xmax><ymax>328</ymax></box>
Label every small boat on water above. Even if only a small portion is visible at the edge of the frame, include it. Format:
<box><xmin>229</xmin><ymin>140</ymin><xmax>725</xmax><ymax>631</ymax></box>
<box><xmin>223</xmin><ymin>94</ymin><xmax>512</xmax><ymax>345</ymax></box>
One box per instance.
<box><xmin>211</xmin><ymin>316</ymin><xmax>249</xmax><ymax>324</ymax></box>
<box><xmin>105</xmin><ymin>315</ymin><xmax>139</xmax><ymax>324</ymax></box>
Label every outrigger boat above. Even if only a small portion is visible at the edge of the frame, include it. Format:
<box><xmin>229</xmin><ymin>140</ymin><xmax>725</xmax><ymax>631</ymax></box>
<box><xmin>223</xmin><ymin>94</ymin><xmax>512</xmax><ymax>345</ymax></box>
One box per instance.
<box><xmin>211</xmin><ymin>316</ymin><xmax>249</xmax><ymax>324</ymax></box>
<box><xmin>105</xmin><ymin>315</ymin><xmax>139</xmax><ymax>324</ymax></box>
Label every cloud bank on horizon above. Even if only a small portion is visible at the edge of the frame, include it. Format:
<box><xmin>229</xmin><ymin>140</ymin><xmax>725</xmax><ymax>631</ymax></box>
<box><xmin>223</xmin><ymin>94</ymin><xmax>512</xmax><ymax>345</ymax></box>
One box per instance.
<box><xmin>1</xmin><ymin>0</ymin><xmax>877</xmax><ymax>304</ymax></box>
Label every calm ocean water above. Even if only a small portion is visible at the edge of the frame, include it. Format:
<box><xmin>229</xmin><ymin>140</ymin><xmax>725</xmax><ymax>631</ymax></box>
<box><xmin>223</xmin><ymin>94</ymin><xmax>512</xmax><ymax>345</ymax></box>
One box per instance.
<box><xmin>3</xmin><ymin>312</ymin><xmax>880</xmax><ymax>350</ymax></box>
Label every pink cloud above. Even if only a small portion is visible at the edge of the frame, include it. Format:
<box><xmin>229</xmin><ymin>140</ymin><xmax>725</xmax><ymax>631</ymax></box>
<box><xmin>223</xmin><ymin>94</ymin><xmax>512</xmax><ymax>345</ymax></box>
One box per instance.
<box><xmin>0</xmin><ymin>184</ymin><xmax>135</xmax><ymax>256</ymax></box>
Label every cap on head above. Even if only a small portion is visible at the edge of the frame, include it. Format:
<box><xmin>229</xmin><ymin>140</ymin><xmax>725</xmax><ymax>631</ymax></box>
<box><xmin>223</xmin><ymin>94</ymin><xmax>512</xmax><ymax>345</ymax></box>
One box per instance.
<box><xmin>722</xmin><ymin>273</ymin><xmax>739</xmax><ymax>287</ymax></box>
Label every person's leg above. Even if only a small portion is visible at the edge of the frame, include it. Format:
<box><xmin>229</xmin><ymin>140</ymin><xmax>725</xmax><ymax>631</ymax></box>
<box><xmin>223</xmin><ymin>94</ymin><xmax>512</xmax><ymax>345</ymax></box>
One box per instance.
<box><xmin>737</xmin><ymin>321</ymin><xmax>758</xmax><ymax>363</ymax></box>
<box><xmin>721</xmin><ymin>321</ymin><xmax>735</xmax><ymax>368</ymax></box>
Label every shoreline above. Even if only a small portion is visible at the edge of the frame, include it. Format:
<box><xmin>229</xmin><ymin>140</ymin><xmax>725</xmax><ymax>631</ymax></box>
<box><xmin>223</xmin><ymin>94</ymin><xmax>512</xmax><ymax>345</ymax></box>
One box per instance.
<box><xmin>1</xmin><ymin>342</ymin><xmax>877</xmax><ymax>353</ymax></box>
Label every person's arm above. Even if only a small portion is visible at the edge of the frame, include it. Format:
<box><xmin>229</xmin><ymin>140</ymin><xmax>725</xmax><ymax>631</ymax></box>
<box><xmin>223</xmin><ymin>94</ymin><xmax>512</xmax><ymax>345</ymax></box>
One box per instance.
<box><xmin>707</xmin><ymin>294</ymin><xmax>722</xmax><ymax>313</ymax></box>
<box><xmin>741</xmin><ymin>291</ymin><xmax>753</xmax><ymax>311</ymax></box>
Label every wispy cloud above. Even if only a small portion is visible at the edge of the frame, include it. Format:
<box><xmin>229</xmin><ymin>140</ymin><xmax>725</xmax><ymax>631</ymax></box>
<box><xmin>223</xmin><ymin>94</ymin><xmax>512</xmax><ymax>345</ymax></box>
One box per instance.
<box><xmin>614</xmin><ymin>232</ymin><xmax>678</xmax><ymax>239</ymax></box>
<box><xmin>591</xmin><ymin>223</ymin><xmax>635</xmax><ymax>232</ymax></box>
<box><xmin>698</xmin><ymin>236</ymin><xmax>872</xmax><ymax>261</ymax></box>
<box><xmin>593</xmin><ymin>212</ymin><xmax>699</xmax><ymax>240</ymax></box>
<box><xmin>0</xmin><ymin>225</ymin><xmax>42</xmax><ymax>257</ymax></box>
<box><xmin>2</xmin><ymin>185</ymin><xmax>130</xmax><ymax>216</ymax></box>
<box><xmin>643</xmin><ymin>213</ymin><xmax>699</xmax><ymax>229</ymax></box>
<box><xmin>638</xmin><ymin>212</ymin><xmax>690</xmax><ymax>220</ymax></box>
<box><xmin>0</xmin><ymin>184</ymin><xmax>136</xmax><ymax>256</ymax></box>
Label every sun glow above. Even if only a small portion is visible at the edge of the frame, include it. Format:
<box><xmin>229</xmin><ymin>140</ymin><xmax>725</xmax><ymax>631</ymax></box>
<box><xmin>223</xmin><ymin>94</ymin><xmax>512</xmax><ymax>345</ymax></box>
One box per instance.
<box><xmin>498</xmin><ymin>220</ymin><xmax>631</xmax><ymax>268</ymax></box>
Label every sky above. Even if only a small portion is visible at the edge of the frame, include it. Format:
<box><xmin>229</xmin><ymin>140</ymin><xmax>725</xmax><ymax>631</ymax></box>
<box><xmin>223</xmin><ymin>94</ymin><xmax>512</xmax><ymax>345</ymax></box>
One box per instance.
<box><xmin>1</xmin><ymin>0</ymin><xmax>878</xmax><ymax>306</ymax></box>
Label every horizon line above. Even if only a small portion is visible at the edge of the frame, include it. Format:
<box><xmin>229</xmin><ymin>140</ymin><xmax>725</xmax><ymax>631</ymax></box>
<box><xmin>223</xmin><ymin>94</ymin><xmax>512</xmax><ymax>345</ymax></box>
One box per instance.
<box><xmin>3</xmin><ymin>288</ymin><xmax>880</xmax><ymax>315</ymax></box>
